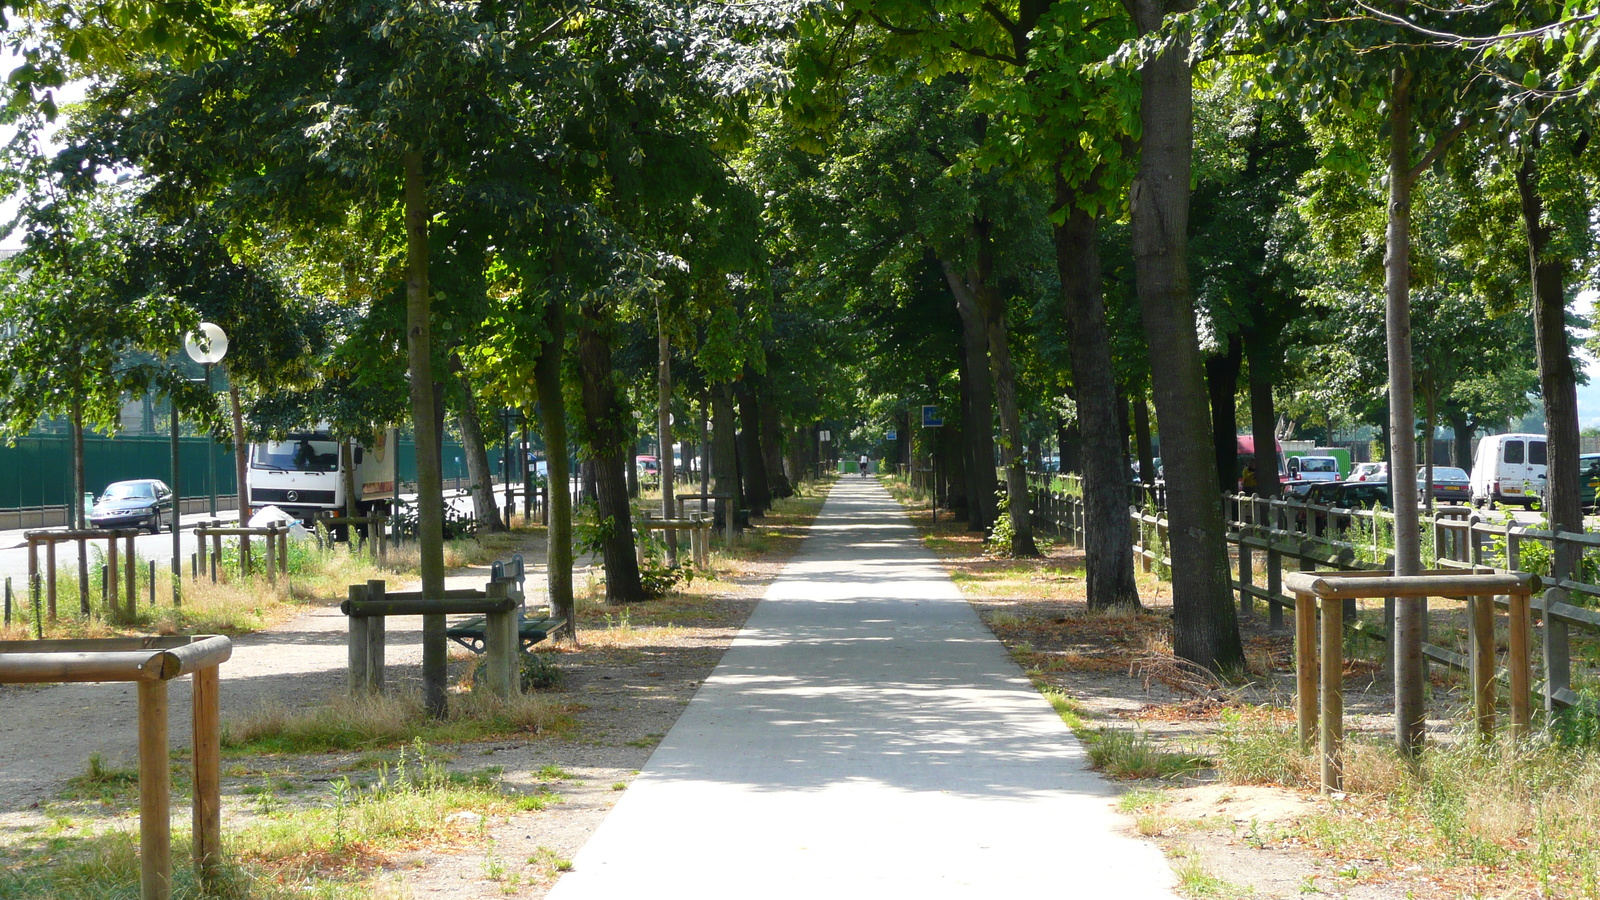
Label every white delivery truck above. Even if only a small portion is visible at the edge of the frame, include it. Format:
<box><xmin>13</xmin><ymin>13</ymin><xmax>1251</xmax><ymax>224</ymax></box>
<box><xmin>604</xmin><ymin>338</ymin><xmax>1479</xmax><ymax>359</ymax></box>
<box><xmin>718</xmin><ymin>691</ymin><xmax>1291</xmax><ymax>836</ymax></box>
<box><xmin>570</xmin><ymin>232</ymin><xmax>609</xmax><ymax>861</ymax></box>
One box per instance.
<box><xmin>246</xmin><ymin>427</ymin><xmax>398</xmax><ymax>524</ymax></box>
<box><xmin>1471</xmin><ymin>433</ymin><xmax>1547</xmax><ymax>509</ymax></box>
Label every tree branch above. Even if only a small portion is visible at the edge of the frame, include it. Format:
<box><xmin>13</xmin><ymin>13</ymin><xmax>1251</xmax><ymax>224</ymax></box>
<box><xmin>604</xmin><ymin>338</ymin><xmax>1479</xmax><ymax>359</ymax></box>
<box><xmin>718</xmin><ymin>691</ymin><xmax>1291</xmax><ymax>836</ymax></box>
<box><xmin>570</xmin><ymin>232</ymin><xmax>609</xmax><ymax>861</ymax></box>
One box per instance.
<box><xmin>1408</xmin><ymin>118</ymin><xmax>1473</xmax><ymax>180</ymax></box>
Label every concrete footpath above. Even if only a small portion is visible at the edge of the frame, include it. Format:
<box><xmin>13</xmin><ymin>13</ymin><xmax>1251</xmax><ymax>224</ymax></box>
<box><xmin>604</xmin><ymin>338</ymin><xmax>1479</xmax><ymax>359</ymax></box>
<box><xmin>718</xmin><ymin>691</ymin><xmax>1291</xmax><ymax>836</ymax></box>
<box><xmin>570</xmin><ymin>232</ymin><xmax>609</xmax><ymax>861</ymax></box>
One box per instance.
<box><xmin>546</xmin><ymin>477</ymin><xmax>1178</xmax><ymax>899</ymax></box>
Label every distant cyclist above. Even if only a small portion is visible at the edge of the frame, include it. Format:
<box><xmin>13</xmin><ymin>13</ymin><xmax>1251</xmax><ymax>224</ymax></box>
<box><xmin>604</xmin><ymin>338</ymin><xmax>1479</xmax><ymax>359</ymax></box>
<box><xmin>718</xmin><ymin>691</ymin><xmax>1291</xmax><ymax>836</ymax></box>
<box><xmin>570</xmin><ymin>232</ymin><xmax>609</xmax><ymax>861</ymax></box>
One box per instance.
<box><xmin>859</xmin><ymin>454</ymin><xmax>871</xmax><ymax>477</ymax></box>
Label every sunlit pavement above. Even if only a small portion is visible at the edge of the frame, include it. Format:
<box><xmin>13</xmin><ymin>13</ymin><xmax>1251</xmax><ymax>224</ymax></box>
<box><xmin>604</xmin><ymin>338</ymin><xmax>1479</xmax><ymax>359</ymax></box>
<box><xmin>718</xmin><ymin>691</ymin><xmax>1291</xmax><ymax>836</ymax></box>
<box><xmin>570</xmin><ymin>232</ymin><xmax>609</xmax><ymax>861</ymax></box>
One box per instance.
<box><xmin>545</xmin><ymin>477</ymin><xmax>1179</xmax><ymax>900</ymax></box>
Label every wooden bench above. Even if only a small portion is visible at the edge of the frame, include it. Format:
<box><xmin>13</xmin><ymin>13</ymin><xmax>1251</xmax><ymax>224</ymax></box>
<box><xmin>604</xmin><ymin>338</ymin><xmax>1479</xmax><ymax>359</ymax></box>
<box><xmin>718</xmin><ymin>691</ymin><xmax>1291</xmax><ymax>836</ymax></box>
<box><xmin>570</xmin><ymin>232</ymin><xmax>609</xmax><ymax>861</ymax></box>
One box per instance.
<box><xmin>638</xmin><ymin>512</ymin><xmax>713</xmax><ymax>567</ymax></box>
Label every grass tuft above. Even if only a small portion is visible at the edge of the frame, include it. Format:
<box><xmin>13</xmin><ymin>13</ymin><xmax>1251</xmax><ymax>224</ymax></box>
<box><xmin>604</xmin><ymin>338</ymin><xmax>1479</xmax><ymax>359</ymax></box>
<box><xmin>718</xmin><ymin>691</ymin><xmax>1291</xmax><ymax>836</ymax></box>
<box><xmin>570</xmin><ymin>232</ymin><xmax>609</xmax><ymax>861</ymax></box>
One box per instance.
<box><xmin>224</xmin><ymin>690</ymin><xmax>572</xmax><ymax>754</ymax></box>
<box><xmin>1085</xmin><ymin>728</ymin><xmax>1208</xmax><ymax>780</ymax></box>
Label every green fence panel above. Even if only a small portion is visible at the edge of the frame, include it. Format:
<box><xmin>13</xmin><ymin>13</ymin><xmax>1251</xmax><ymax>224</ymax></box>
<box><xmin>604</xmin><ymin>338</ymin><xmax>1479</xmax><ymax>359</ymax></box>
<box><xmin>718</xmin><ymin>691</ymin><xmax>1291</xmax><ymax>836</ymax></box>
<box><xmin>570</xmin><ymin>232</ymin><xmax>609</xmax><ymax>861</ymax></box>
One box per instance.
<box><xmin>0</xmin><ymin>433</ymin><xmax>236</xmax><ymax>509</ymax></box>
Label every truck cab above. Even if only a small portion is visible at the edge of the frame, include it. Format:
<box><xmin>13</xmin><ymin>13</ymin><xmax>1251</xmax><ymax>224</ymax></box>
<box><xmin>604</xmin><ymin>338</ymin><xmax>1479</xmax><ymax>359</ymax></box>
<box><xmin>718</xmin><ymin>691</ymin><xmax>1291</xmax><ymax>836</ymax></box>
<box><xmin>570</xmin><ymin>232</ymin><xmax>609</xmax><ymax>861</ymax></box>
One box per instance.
<box><xmin>247</xmin><ymin>429</ymin><xmax>397</xmax><ymax>524</ymax></box>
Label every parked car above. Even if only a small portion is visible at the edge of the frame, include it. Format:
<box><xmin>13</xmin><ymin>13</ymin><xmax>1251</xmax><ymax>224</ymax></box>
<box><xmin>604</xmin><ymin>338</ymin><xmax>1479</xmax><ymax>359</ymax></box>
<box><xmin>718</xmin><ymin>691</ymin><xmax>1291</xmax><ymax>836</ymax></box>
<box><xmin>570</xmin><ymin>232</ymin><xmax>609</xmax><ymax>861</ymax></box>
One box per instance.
<box><xmin>1351</xmin><ymin>462</ymin><xmax>1387</xmax><ymax>483</ymax></box>
<box><xmin>1297</xmin><ymin>480</ymin><xmax>1391</xmax><ymax>535</ymax></box>
<box><xmin>1471</xmin><ymin>433</ymin><xmax>1547</xmax><ymax>508</ymax></box>
<box><xmin>90</xmin><ymin>479</ymin><xmax>174</xmax><ymax>533</ymax></box>
<box><xmin>1417</xmin><ymin>465</ymin><xmax>1471</xmax><ymax>504</ymax></box>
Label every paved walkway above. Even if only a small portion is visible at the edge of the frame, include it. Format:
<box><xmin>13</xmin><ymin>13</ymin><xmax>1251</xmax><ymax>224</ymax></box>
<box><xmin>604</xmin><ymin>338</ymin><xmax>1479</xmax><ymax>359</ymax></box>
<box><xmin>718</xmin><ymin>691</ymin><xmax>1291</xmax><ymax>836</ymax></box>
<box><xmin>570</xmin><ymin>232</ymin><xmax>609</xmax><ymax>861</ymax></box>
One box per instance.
<box><xmin>547</xmin><ymin>477</ymin><xmax>1178</xmax><ymax>899</ymax></box>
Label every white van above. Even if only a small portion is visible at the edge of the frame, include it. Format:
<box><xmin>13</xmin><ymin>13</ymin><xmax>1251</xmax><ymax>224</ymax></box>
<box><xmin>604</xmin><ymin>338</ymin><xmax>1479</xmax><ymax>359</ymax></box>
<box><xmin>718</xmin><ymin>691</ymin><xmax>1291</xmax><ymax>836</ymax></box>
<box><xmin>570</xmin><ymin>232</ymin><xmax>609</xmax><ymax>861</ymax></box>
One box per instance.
<box><xmin>1470</xmin><ymin>433</ymin><xmax>1547</xmax><ymax>508</ymax></box>
<box><xmin>1286</xmin><ymin>455</ymin><xmax>1341</xmax><ymax>483</ymax></box>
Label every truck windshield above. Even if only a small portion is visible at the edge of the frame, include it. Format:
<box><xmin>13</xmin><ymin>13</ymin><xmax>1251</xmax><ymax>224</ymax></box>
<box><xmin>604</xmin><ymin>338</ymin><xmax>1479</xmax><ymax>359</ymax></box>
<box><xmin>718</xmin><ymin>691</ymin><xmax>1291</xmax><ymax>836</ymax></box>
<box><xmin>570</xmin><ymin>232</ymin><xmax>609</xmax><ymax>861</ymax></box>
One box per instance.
<box><xmin>253</xmin><ymin>439</ymin><xmax>339</xmax><ymax>473</ymax></box>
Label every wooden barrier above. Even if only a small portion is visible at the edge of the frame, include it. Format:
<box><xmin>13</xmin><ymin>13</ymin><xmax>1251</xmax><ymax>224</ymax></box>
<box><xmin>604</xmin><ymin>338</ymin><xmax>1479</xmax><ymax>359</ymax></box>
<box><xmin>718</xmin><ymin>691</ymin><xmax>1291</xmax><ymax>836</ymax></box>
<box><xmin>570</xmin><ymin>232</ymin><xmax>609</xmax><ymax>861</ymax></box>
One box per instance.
<box><xmin>325</xmin><ymin>514</ymin><xmax>389</xmax><ymax>563</ymax></box>
<box><xmin>0</xmin><ymin>635</ymin><xmax>232</xmax><ymax>900</ymax></box>
<box><xmin>1285</xmin><ymin>570</ymin><xmax>1537</xmax><ymax>792</ymax></box>
<box><xmin>25</xmin><ymin>528</ymin><xmax>140</xmax><ymax>620</ymax></box>
<box><xmin>194</xmin><ymin>522</ymin><xmax>289</xmax><ymax>584</ymax></box>
<box><xmin>675</xmin><ymin>492</ymin><xmax>737</xmax><ymax>549</ymax></box>
<box><xmin>341</xmin><ymin>580</ymin><xmax>521</xmax><ymax>698</ymax></box>
<box><xmin>640</xmin><ymin>513</ymin><xmax>713</xmax><ymax>568</ymax></box>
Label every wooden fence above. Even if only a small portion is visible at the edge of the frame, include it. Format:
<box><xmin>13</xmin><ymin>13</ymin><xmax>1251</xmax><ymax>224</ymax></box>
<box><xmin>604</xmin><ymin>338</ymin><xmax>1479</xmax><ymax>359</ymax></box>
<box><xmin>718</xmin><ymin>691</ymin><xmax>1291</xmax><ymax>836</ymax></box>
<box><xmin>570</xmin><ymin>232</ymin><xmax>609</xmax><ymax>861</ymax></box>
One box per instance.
<box><xmin>1032</xmin><ymin>474</ymin><xmax>1600</xmax><ymax>712</ymax></box>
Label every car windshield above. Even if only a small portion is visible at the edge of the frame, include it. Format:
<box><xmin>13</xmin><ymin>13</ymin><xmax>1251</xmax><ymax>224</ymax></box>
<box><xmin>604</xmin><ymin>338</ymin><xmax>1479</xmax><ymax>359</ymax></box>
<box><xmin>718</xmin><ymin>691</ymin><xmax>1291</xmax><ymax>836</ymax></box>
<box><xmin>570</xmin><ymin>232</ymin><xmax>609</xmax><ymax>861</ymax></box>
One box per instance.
<box><xmin>1300</xmin><ymin>458</ymin><xmax>1336</xmax><ymax>472</ymax></box>
<box><xmin>253</xmin><ymin>438</ymin><xmax>339</xmax><ymax>473</ymax></box>
<box><xmin>101</xmin><ymin>482</ymin><xmax>154</xmax><ymax>501</ymax></box>
<box><xmin>1418</xmin><ymin>467</ymin><xmax>1468</xmax><ymax>481</ymax></box>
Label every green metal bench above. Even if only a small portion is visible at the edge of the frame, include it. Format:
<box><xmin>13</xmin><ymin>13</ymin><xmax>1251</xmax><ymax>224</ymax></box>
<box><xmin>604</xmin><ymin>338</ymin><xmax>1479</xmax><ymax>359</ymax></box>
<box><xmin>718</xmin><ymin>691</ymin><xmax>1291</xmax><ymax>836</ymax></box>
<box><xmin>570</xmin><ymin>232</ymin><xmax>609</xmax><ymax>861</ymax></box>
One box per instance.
<box><xmin>445</xmin><ymin>553</ymin><xmax>564</xmax><ymax>655</ymax></box>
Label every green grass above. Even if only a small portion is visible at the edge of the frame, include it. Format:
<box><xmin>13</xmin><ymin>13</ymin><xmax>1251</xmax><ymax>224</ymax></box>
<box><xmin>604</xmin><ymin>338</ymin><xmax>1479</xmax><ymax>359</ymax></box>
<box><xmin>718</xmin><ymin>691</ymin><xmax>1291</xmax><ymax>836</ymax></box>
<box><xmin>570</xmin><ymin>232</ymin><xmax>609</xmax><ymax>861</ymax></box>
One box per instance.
<box><xmin>223</xmin><ymin>691</ymin><xmax>571</xmax><ymax>755</ymax></box>
<box><xmin>0</xmin><ymin>742</ymin><xmax>530</xmax><ymax>900</ymax></box>
<box><xmin>1084</xmin><ymin>728</ymin><xmax>1209</xmax><ymax>780</ymax></box>
<box><xmin>1172</xmin><ymin>856</ymin><xmax>1258</xmax><ymax>899</ymax></box>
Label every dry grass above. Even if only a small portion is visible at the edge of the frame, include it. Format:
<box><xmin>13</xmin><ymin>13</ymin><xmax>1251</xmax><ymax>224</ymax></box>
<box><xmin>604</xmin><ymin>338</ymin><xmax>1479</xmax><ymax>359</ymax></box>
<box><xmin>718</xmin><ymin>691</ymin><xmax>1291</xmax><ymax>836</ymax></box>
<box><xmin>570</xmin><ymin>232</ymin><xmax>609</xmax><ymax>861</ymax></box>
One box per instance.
<box><xmin>224</xmin><ymin>689</ymin><xmax>572</xmax><ymax>754</ymax></box>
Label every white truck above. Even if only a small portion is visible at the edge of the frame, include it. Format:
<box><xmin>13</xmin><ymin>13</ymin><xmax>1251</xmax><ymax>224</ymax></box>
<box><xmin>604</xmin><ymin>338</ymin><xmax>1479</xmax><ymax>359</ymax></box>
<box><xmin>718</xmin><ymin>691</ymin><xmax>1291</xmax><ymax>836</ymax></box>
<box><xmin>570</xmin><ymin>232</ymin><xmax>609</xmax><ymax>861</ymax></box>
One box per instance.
<box><xmin>246</xmin><ymin>428</ymin><xmax>398</xmax><ymax>524</ymax></box>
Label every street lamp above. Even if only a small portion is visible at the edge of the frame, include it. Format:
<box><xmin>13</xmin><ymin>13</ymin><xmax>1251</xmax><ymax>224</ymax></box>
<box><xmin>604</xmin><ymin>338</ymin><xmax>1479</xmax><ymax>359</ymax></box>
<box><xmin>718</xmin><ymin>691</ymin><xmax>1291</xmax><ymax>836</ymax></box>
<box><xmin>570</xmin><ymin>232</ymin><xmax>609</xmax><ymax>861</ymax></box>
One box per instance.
<box><xmin>184</xmin><ymin>324</ymin><xmax>229</xmax><ymax>519</ymax></box>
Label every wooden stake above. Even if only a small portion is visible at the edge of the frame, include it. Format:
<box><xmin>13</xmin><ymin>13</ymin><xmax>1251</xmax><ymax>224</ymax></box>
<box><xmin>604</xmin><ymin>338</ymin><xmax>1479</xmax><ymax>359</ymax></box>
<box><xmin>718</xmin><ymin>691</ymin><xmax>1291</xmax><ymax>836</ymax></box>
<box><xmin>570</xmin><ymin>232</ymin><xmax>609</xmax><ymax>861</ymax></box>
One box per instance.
<box><xmin>365</xmin><ymin>580</ymin><xmax>385</xmax><ymax>694</ymax></box>
<box><xmin>1510</xmin><ymin>590</ymin><xmax>1532</xmax><ymax>737</ymax></box>
<box><xmin>191</xmin><ymin>665</ymin><xmax>222</xmax><ymax>885</ymax></box>
<box><xmin>138</xmin><ymin>678</ymin><xmax>171</xmax><ymax>900</ymax></box>
<box><xmin>46</xmin><ymin>540</ymin><xmax>56</xmax><ymax>621</ymax></box>
<box><xmin>1319</xmin><ymin>596</ymin><xmax>1344</xmax><ymax>792</ymax></box>
<box><xmin>1295</xmin><ymin>590</ymin><xmax>1317</xmax><ymax>750</ymax></box>
<box><xmin>1471</xmin><ymin>594</ymin><xmax>1495</xmax><ymax>738</ymax></box>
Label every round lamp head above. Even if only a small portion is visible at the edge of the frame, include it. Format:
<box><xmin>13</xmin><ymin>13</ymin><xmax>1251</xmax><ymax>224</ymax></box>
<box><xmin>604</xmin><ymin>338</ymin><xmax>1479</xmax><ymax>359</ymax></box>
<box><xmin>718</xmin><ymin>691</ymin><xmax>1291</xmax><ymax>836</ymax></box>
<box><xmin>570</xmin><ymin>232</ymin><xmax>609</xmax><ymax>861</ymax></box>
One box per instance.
<box><xmin>185</xmin><ymin>322</ymin><xmax>229</xmax><ymax>365</ymax></box>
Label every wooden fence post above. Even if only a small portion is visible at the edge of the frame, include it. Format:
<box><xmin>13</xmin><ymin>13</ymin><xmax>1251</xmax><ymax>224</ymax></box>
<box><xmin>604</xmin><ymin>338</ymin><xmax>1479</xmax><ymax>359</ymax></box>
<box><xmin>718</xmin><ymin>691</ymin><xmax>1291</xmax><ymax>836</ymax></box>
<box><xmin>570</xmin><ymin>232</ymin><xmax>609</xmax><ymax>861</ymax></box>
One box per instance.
<box><xmin>46</xmin><ymin>539</ymin><xmax>57</xmax><ymax>621</ymax></box>
<box><xmin>1319</xmin><ymin>595</ymin><xmax>1344</xmax><ymax>792</ymax></box>
<box><xmin>1510</xmin><ymin>588</ymin><xmax>1532</xmax><ymax>737</ymax></box>
<box><xmin>77</xmin><ymin>536</ymin><xmax>89</xmax><ymax>616</ymax></box>
<box><xmin>365</xmin><ymin>579</ymin><xmax>386</xmax><ymax>694</ymax></box>
<box><xmin>347</xmin><ymin>583</ymin><xmax>369</xmax><ymax>695</ymax></box>
<box><xmin>125</xmin><ymin>533</ymin><xmax>135</xmax><ymax>615</ymax></box>
<box><xmin>1267</xmin><ymin>545</ymin><xmax>1284</xmax><ymax>630</ymax></box>
<box><xmin>192</xmin><ymin>665</ymin><xmax>223</xmax><ymax>885</ymax></box>
<box><xmin>138</xmin><ymin>678</ymin><xmax>172</xmax><ymax>900</ymax></box>
<box><xmin>107</xmin><ymin>536</ymin><xmax>120</xmax><ymax>618</ymax></box>
<box><xmin>1544</xmin><ymin>586</ymin><xmax>1571</xmax><ymax>717</ymax></box>
<box><xmin>1295</xmin><ymin>589</ymin><xmax>1317</xmax><ymax>751</ymax></box>
<box><xmin>264</xmin><ymin>526</ymin><xmax>277</xmax><ymax>586</ymax></box>
<box><xmin>483</xmin><ymin>581</ymin><xmax>516</xmax><ymax>698</ymax></box>
<box><xmin>1470</xmin><ymin>593</ymin><xmax>1496</xmax><ymax>737</ymax></box>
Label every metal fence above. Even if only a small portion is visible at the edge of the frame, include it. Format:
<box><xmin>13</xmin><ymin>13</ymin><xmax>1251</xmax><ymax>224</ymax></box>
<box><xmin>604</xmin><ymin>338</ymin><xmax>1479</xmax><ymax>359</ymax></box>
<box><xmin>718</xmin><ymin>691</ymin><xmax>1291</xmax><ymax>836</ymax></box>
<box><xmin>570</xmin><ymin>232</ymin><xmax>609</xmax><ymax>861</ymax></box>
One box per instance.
<box><xmin>1032</xmin><ymin>474</ymin><xmax>1600</xmax><ymax>712</ymax></box>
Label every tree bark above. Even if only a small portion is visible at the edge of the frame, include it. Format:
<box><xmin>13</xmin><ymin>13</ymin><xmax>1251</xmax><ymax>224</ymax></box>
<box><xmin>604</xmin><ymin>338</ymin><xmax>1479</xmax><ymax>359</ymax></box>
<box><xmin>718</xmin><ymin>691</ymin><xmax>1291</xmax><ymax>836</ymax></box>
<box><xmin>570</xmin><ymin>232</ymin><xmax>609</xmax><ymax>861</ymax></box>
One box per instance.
<box><xmin>452</xmin><ymin>356</ymin><xmax>505</xmax><ymax>532</ymax></box>
<box><xmin>534</xmin><ymin>293</ymin><xmax>575</xmax><ymax>640</ymax></box>
<box><xmin>402</xmin><ymin>151</ymin><xmax>447</xmax><ymax>717</ymax></box>
<box><xmin>1384</xmin><ymin>66</ymin><xmax>1425</xmax><ymax>753</ymax></box>
<box><xmin>1129</xmin><ymin>2</ymin><xmax>1242</xmax><ymax>669</ymax></box>
<box><xmin>1133</xmin><ymin>395</ymin><xmax>1156</xmax><ymax>490</ymax></box>
<box><xmin>71</xmin><ymin>399</ymin><xmax>85</xmax><ymax>530</ymax></box>
<box><xmin>711</xmin><ymin>384</ymin><xmax>740</xmax><ymax>533</ymax></box>
<box><xmin>657</xmin><ymin>306</ymin><xmax>677</xmax><ymax>567</ymax></box>
<box><xmin>736</xmin><ymin>378</ymin><xmax>771</xmax><ymax>517</ymax></box>
<box><xmin>945</xmin><ymin>260</ymin><xmax>1037</xmax><ymax>555</ymax></box>
<box><xmin>950</xmin><ymin>268</ymin><xmax>999</xmax><ymax>531</ymax></box>
<box><xmin>229</xmin><ymin>381</ymin><xmax>248</xmax><ymax>521</ymax></box>
<box><xmin>1518</xmin><ymin>142</ymin><xmax>1580</xmax><ymax>582</ymax></box>
<box><xmin>340</xmin><ymin>441</ymin><xmax>358</xmax><ymax>519</ymax></box>
<box><xmin>576</xmin><ymin>309</ymin><xmax>645</xmax><ymax>604</ymax></box>
<box><xmin>1053</xmin><ymin>203</ymin><xmax>1141</xmax><ymax>609</ymax></box>
<box><xmin>1206</xmin><ymin>334</ymin><xmax>1243</xmax><ymax>493</ymax></box>
<box><xmin>1447</xmin><ymin>409</ymin><xmax>1474</xmax><ymax>473</ymax></box>
<box><xmin>1246</xmin><ymin>330</ymin><xmax>1281</xmax><ymax>498</ymax></box>
<box><xmin>757</xmin><ymin>388</ymin><xmax>793</xmax><ymax>499</ymax></box>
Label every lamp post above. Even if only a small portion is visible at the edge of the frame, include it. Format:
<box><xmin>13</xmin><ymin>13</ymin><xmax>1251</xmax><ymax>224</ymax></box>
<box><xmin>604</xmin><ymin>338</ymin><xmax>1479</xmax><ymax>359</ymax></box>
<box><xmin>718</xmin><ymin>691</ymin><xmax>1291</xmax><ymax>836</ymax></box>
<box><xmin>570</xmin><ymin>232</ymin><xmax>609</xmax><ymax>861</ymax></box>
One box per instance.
<box><xmin>499</xmin><ymin>407</ymin><xmax>519</xmax><ymax>525</ymax></box>
<box><xmin>184</xmin><ymin>323</ymin><xmax>229</xmax><ymax>519</ymax></box>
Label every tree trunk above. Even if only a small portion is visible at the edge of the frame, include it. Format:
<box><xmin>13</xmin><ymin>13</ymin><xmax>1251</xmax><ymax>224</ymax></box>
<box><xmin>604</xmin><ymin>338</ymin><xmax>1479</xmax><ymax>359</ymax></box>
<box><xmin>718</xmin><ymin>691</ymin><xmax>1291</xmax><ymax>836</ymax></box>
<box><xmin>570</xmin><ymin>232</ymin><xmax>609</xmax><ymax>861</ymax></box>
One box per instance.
<box><xmin>1384</xmin><ymin>66</ymin><xmax>1425</xmax><ymax>753</ymax></box>
<box><xmin>657</xmin><ymin>306</ymin><xmax>677</xmax><ymax>566</ymax></box>
<box><xmin>403</xmin><ymin>151</ymin><xmax>447</xmax><ymax>717</ymax></box>
<box><xmin>1059</xmin><ymin>414</ymin><xmax>1082</xmax><ymax>475</ymax></box>
<box><xmin>534</xmin><ymin>293</ymin><xmax>575</xmax><ymax>641</ymax></box>
<box><xmin>1246</xmin><ymin>330</ymin><xmax>1281</xmax><ymax>499</ymax></box>
<box><xmin>977</xmin><ymin>277</ymin><xmax>1038</xmax><ymax>556</ymax></box>
<box><xmin>951</xmin><ymin>270</ymin><xmax>999</xmax><ymax>531</ymax></box>
<box><xmin>1053</xmin><ymin>203</ymin><xmax>1140</xmax><ymax>609</ymax></box>
<box><xmin>784</xmin><ymin>425</ymin><xmax>805</xmax><ymax>488</ymax></box>
<box><xmin>1423</xmin><ymin>368</ymin><xmax>1436</xmax><ymax>518</ymax></box>
<box><xmin>453</xmin><ymin>357</ymin><xmax>505</xmax><ymax>532</ymax></box>
<box><xmin>626</xmin><ymin>417</ymin><xmax>640</xmax><ymax>498</ymax></box>
<box><xmin>576</xmin><ymin>310</ymin><xmax>645</xmax><ymax>604</ymax></box>
<box><xmin>1519</xmin><ymin>142</ymin><xmax>1581</xmax><ymax>582</ymax></box>
<box><xmin>1206</xmin><ymin>334</ymin><xmax>1243</xmax><ymax>493</ymax></box>
<box><xmin>229</xmin><ymin>381</ymin><xmax>249</xmax><ymax>521</ymax></box>
<box><xmin>946</xmin><ymin>261</ymin><xmax>1036</xmax><ymax>555</ymax></box>
<box><xmin>1447</xmin><ymin>410</ymin><xmax>1474</xmax><ymax>474</ymax></box>
<box><xmin>736</xmin><ymin>379</ymin><xmax>771</xmax><ymax>517</ymax></box>
<box><xmin>711</xmin><ymin>384</ymin><xmax>740</xmax><ymax>533</ymax></box>
<box><xmin>1129</xmin><ymin>2</ymin><xmax>1242</xmax><ymax>669</ymax></box>
<box><xmin>341</xmin><ymin>441</ymin><xmax>358</xmax><ymax>519</ymax></box>
<box><xmin>758</xmin><ymin>389</ymin><xmax>792</xmax><ymax>499</ymax></box>
<box><xmin>71</xmin><ymin>399</ymin><xmax>85</xmax><ymax>530</ymax></box>
<box><xmin>1133</xmin><ymin>395</ymin><xmax>1156</xmax><ymax>490</ymax></box>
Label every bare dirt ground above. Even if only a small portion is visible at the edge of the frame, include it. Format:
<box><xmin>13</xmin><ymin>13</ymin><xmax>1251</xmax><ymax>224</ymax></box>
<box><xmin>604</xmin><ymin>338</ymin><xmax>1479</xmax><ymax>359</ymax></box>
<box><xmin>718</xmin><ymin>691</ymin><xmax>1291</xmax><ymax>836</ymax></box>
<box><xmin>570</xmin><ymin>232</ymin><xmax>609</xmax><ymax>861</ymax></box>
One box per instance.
<box><xmin>0</xmin><ymin>521</ymin><xmax>791</xmax><ymax>898</ymax></box>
